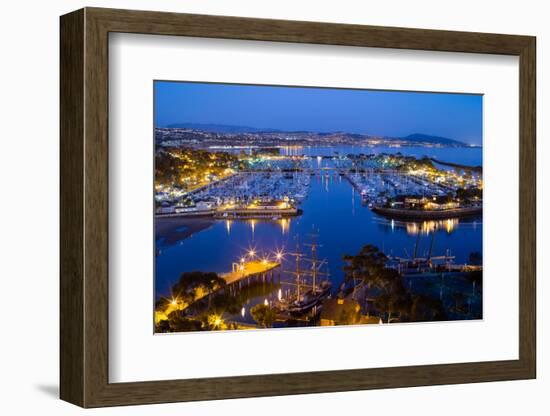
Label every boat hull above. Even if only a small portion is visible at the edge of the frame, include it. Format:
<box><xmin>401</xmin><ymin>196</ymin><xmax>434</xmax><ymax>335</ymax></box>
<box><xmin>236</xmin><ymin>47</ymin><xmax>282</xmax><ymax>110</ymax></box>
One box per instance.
<box><xmin>372</xmin><ymin>205</ymin><xmax>482</xmax><ymax>220</ymax></box>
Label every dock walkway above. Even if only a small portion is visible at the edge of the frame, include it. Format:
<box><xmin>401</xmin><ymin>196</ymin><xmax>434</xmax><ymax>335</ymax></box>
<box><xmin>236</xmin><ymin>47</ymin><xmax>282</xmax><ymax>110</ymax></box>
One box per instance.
<box><xmin>220</xmin><ymin>260</ymin><xmax>281</xmax><ymax>285</ymax></box>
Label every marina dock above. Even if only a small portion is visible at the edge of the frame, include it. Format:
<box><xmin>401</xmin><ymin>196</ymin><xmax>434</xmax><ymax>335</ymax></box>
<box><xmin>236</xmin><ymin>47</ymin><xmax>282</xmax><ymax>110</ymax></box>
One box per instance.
<box><xmin>214</xmin><ymin>206</ymin><xmax>298</xmax><ymax>219</ymax></box>
<box><xmin>220</xmin><ymin>260</ymin><xmax>281</xmax><ymax>285</ymax></box>
<box><xmin>372</xmin><ymin>205</ymin><xmax>482</xmax><ymax>220</ymax></box>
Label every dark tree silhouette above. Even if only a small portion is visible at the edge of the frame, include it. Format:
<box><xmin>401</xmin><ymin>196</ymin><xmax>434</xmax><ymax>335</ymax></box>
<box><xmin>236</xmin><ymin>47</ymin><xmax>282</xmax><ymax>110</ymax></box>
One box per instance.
<box><xmin>171</xmin><ymin>271</ymin><xmax>226</xmax><ymax>301</ymax></box>
<box><xmin>155</xmin><ymin>314</ymin><xmax>203</xmax><ymax>333</ymax></box>
<box><xmin>344</xmin><ymin>245</ymin><xmax>413</xmax><ymax>323</ymax></box>
<box><xmin>343</xmin><ymin>244</ymin><xmax>388</xmax><ymax>287</ymax></box>
<box><xmin>410</xmin><ymin>294</ymin><xmax>447</xmax><ymax>322</ymax></box>
<box><xmin>467</xmin><ymin>270</ymin><xmax>482</xmax><ymax>287</ymax></box>
<box><xmin>468</xmin><ymin>251</ymin><xmax>483</xmax><ymax>266</ymax></box>
<box><xmin>250</xmin><ymin>304</ymin><xmax>275</xmax><ymax>328</ymax></box>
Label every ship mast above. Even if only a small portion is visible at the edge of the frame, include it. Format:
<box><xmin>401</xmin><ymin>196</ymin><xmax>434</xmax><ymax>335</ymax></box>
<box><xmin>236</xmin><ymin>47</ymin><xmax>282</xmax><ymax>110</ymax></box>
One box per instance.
<box><xmin>283</xmin><ymin>232</ymin><xmax>330</xmax><ymax>306</ymax></box>
<box><xmin>303</xmin><ymin>231</ymin><xmax>329</xmax><ymax>293</ymax></box>
<box><xmin>285</xmin><ymin>241</ymin><xmax>306</xmax><ymax>301</ymax></box>
<box><xmin>427</xmin><ymin>229</ymin><xmax>435</xmax><ymax>263</ymax></box>
<box><xmin>295</xmin><ymin>242</ymin><xmax>302</xmax><ymax>300</ymax></box>
<box><xmin>304</xmin><ymin>232</ymin><xmax>320</xmax><ymax>292</ymax></box>
<box><xmin>413</xmin><ymin>230</ymin><xmax>420</xmax><ymax>260</ymax></box>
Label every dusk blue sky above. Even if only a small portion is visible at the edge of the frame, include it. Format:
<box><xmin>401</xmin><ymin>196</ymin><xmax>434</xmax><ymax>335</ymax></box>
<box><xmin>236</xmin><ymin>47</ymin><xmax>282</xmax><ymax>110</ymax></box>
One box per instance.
<box><xmin>154</xmin><ymin>81</ymin><xmax>483</xmax><ymax>145</ymax></box>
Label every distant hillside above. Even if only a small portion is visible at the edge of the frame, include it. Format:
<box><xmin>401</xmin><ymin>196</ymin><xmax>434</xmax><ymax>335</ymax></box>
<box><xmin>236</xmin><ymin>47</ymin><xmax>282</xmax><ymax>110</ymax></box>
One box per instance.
<box><xmin>161</xmin><ymin>123</ymin><xmax>470</xmax><ymax>146</ymax></box>
<box><xmin>400</xmin><ymin>133</ymin><xmax>468</xmax><ymax>147</ymax></box>
<box><xmin>164</xmin><ymin>122</ymin><xmax>281</xmax><ymax>133</ymax></box>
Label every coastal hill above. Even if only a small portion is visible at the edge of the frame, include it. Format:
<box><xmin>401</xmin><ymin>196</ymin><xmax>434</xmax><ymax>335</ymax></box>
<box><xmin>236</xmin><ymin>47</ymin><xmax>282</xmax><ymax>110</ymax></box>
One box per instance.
<box><xmin>161</xmin><ymin>123</ymin><xmax>470</xmax><ymax>147</ymax></box>
<box><xmin>400</xmin><ymin>133</ymin><xmax>468</xmax><ymax>147</ymax></box>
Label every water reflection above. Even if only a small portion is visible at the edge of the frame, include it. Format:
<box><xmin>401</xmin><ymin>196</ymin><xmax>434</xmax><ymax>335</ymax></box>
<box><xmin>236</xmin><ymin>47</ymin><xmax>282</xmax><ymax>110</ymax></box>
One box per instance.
<box><xmin>223</xmin><ymin>218</ymin><xmax>292</xmax><ymax>236</ymax></box>
<box><xmin>405</xmin><ymin>218</ymin><xmax>459</xmax><ymax>235</ymax></box>
<box><xmin>279</xmin><ymin>218</ymin><xmax>290</xmax><ymax>235</ymax></box>
<box><xmin>373</xmin><ymin>217</ymin><xmax>477</xmax><ymax>236</ymax></box>
<box><xmin>225</xmin><ymin>220</ymin><xmax>232</xmax><ymax>235</ymax></box>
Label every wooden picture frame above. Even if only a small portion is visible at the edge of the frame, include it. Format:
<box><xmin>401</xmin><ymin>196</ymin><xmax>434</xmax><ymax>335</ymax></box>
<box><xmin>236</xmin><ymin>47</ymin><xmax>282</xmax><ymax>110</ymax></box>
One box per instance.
<box><xmin>60</xmin><ymin>7</ymin><xmax>536</xmax><ymax>408</ymax></box>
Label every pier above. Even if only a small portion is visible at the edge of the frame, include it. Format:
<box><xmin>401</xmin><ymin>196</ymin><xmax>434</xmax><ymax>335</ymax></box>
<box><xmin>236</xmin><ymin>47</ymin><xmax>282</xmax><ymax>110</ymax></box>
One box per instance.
<box><xmin>157</xmin><ymin>203</ymin><xmax>300</xmax><ymax>219</ymax></box>
<box><xmin>214</xmin><ymin>206</ymin><xmax>298</xmax><ymax>219</ymax></box>
<box><xmin>155</xmin><ymin>259</ymin><xmax>281</xmax><ymax>324</ymax></box>
<box><xmin>221</xmin><ymin>260</ymin><xmax>281</xmax><ymax>285</ymax></box>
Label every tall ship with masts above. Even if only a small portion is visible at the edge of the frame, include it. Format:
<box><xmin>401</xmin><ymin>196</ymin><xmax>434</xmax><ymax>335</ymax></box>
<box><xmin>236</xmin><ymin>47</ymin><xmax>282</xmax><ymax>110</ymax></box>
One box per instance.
<box><xmin>387</xmin><ymin>230</ymin><xmax>475</xmax><ymax>275</ymax></box>
<box><xmin>276</xmin><ymin>233</ymin><xmax>332</xmax><ymax>315</ymax></box>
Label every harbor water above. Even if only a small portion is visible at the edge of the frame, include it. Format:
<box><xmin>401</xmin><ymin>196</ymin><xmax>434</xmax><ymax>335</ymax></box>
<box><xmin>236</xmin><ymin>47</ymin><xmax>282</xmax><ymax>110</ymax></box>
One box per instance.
<box><xmin>155</xmin><ymin>146</ymin><xmax>482</xmax><ymax>323</ymax></box>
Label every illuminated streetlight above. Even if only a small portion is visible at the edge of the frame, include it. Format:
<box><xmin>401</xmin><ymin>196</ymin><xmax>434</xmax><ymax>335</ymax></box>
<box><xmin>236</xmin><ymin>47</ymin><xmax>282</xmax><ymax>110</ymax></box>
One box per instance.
<box><xmin>209</xmin><ymin>314</ymin><xmax>223</xmax><ymax>329</ymax></box>
<box><xmin>274</xmin><ymin>248</ymin><xmax>285</xmax><ymax>262</ymax></box>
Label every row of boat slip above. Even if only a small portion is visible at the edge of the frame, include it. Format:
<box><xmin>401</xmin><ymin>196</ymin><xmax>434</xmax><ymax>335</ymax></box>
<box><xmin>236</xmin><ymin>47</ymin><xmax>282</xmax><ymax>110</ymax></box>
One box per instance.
<box><xmin>190</xmin><ymin>172</ymin><xmax>311</xmax><ymax>206</ymax></box>
<box><xmin>347</xmin><ymin>171</ymin><xmax>450</xmax><ymax>202</ymax></box>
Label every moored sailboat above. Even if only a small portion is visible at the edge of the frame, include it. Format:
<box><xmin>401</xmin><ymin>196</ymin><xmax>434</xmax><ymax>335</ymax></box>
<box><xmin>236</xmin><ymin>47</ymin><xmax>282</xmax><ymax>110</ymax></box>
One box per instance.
<box><xmin>276</xmin><ymin>233</ymin><xmax>332</xmax><ymax>315</ymax></box>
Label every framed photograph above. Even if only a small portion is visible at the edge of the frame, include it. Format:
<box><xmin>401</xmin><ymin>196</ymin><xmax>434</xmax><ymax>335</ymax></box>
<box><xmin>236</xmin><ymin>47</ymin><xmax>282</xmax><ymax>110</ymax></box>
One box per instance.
<box><xmin>60</xmin><ymin>7</ymin><xmax>536</xmax><ymax>408</ymax></box>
